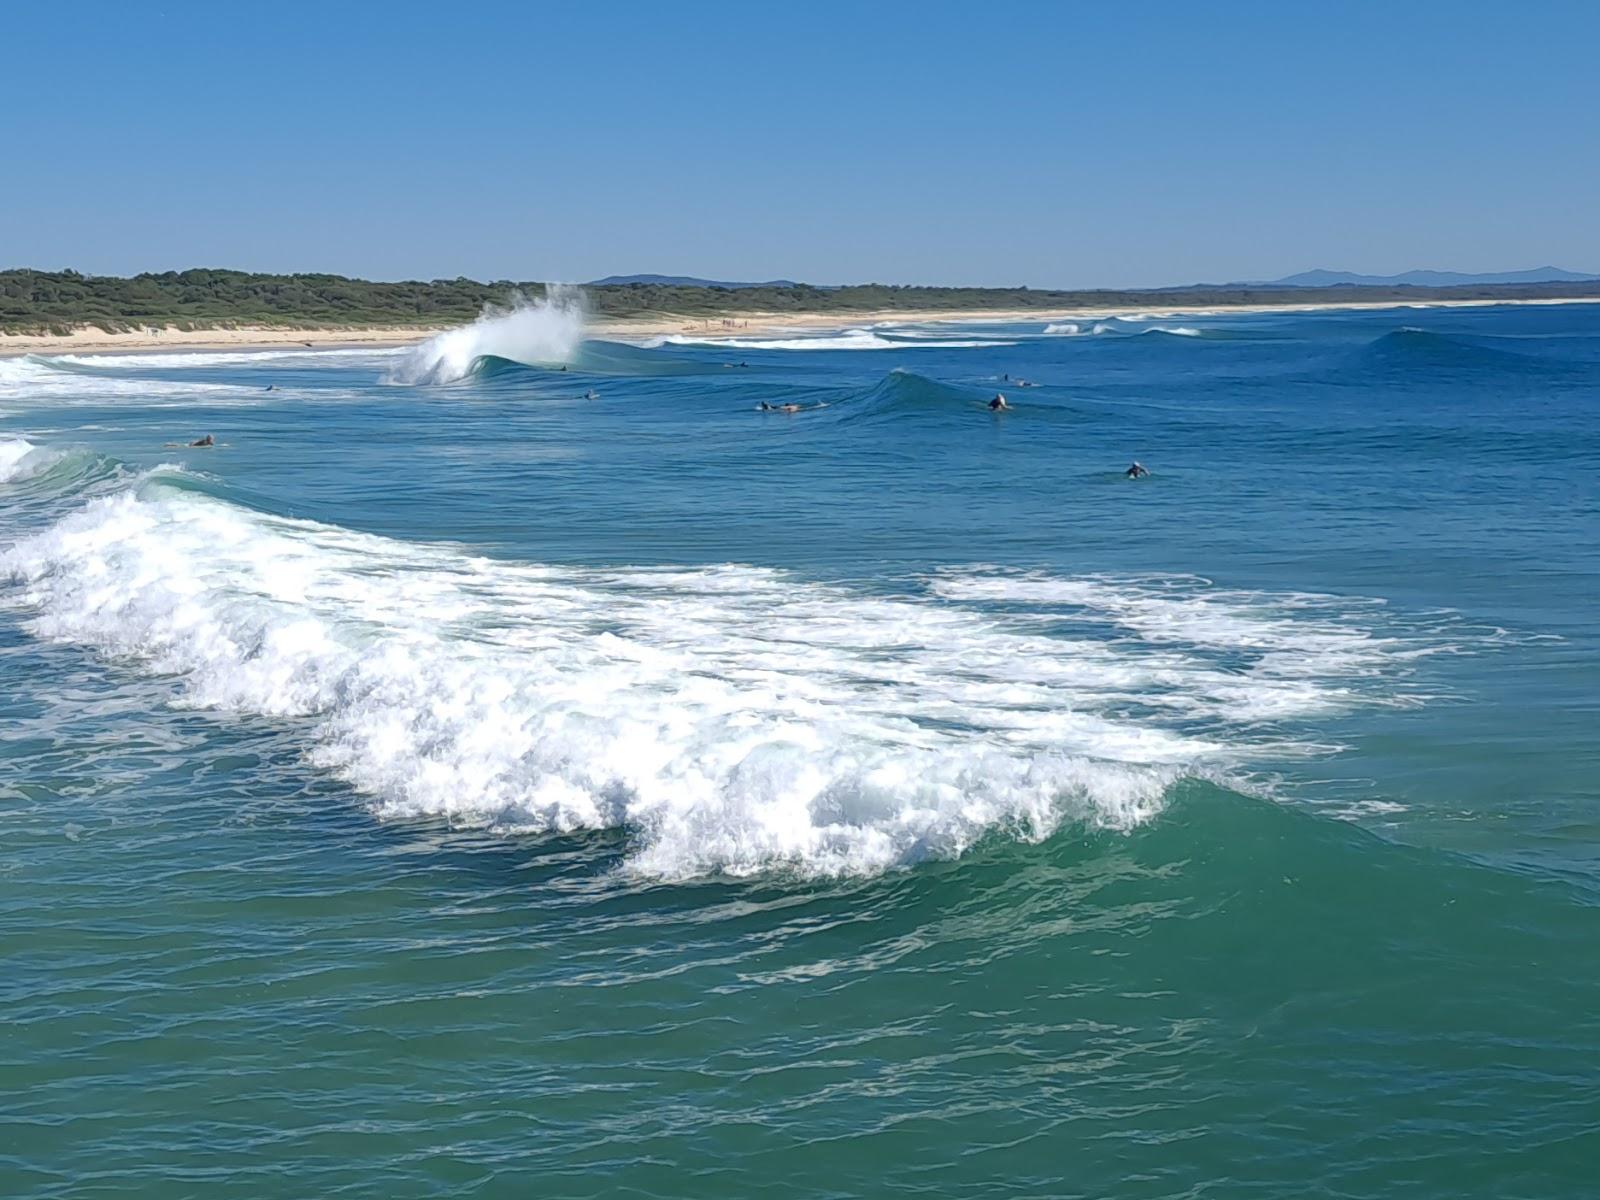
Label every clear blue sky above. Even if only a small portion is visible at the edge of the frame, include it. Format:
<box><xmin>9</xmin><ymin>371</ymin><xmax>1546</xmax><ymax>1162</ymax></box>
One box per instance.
<box><xmin>8</xmin><ymin>1</ymin><xmax>1598</xmax><ymax>288</ymax></box>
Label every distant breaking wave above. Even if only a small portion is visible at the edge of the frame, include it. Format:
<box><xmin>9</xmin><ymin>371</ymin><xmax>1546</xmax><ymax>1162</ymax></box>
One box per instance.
<box><xmin>646</xmin><ymin>329</ymin><xmax>1017</xmax><ymax>352</ymax></box>
<box><xmin>1044</xmin><ymin>321</ymin><xmax>1203</xmax><ymax>338</ymax></box>
<box><xmin>386</xmin><ymin>288</ymin><xmax>587</xmax><ymax>385</ymax></box>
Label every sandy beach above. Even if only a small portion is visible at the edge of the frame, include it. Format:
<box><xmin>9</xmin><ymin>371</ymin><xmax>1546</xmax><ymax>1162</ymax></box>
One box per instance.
<box><xmin>4</xmin><ymin>295</ymin><xmax>1598</xmax><ymax>358</ymax></box>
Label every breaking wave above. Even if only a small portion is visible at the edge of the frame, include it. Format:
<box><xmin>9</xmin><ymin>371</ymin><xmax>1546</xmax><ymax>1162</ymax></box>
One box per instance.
<box><xmin>386</xmin><ymin>288</ymin><xmax>587</xmax><ymax>385</ymax></box>
<box><xmin>1</xmin><ymin>474</ymin><xmax>1469</xmax><ymax>878</ymax></box>
<box><xmin>1043</xmin><ymin>320</ymin><xmax>1202</xmax><ymax>338</ymax></box>
<box><xmin>0</xmin><ymin>437</ymin><xmax>57</xmax><ymax>482</ymax></box>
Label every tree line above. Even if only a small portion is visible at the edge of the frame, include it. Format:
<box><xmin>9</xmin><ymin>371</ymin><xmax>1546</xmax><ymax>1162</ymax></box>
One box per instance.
<box><xmin>4</xmin><ymin>267</ymin><xmax>1597</xmax><ymax>335</ymax></box>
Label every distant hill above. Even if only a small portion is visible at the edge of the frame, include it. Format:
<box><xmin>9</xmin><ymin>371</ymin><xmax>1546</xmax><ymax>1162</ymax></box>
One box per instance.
<box><xmin>587</xmin><ymin>273</ymin><xmax>805</xmax><ymax>290</ymax></box>
<box><xmin>1262</xmin><ymin>266</ymin><xmax>1600</xmax><ymax>288</ymax></box>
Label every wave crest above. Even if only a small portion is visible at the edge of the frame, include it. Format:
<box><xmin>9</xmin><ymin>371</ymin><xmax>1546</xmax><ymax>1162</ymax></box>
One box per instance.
<box><xmin>0</xmin><ymin>482</ymin><xmax>1469</xmax><ymax>877</ymax></box>
<box><xmin>385</xmin><ymin>287</ymin><xmax>586</xmax><ymax>385</ymax></box>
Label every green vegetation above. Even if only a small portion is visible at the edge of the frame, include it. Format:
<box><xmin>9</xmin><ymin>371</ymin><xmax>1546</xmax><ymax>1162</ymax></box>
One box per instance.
<box><xmin>4</xmin><ymin>267</ymin><xmax>1598</xmax><ymax>335</ymax></box>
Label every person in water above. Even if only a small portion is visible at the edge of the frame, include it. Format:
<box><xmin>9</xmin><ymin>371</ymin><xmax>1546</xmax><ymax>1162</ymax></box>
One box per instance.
<box><xmin>190</xmin><ymin>434</ymin><xmax>215</xmax><ymax>448</ymax></box>
<box><xmin>584</xmin><ymin>389</ymin><xmax>599</xmax><ymax>400</ymax></box>
<box><xmin>1126</xmin><ymin>461</ymin><xmax>1149</xmax><ymax>478</ymax></box>
<box><xmin>989</xmin><ymin>394</ymin><xmax>1009</xmax><ymax>411</ymax></box>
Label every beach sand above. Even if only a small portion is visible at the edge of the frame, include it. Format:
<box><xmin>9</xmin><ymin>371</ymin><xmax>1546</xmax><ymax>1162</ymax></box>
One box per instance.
<box><xmin>4</xmin><ymin>296</ymin><xmax>1597</xmax><ymax>358</ymax></box>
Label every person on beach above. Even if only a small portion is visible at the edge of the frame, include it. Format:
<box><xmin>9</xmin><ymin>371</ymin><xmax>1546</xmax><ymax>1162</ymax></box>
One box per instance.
<box><xmin>989</xmin><ymin>394</ymin><xmax>1009</xmax><ymax>411</ymax></box>
<box><xmin>1126</xmin><ymin>461</ymin><xmax>1149</xmax><ymax>478</ymax></box>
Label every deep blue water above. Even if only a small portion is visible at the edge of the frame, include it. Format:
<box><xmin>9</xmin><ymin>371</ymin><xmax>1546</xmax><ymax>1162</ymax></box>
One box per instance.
<box><xmin>2</xmin><ymin>302</ymin><xmax>1597</xmax><ymax>1197</ymax></box>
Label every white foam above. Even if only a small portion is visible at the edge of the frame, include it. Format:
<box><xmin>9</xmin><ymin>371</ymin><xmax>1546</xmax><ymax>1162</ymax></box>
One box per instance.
<box><xmin>42</xmin><ymin>347</ymin><xmax>402</xmax><ymax>372</ymax></box>
<box><xmin>0</xmin><ymin>438</ymin><xmax>60</xmax><ymax>482</ymax></box>
<box><xmin>645</xmin><ymin>329</ymin><xmax>1016</xmax><ymax>351</ymax></box>
<box><xmin>2</xmin><ymin>491</ymin><xmax>1450</xmax><ymax>877</ymax></box>
<box><xmin>0</xmin><ymin>355</ymin><xmax>252</xmax><ymax>408</ymax></box>
<box><xmin>386</xmin><ymin>289</ymin><xmax>586</xmax><ymax>385</ymax></box>
<box><xmin>1040</xmin><ymin>321</ymin><xmax>1201</xmax><ymax>339</ymax></box>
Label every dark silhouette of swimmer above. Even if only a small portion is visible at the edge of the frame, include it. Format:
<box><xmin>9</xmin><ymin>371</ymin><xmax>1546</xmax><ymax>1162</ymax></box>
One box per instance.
<box><xmin>759</xmin><ymin>402</ymin><xmax>801</xmax><ymax>413</ymax></box>
<box><xmin>989</xmin><ymin>394</ymin><xmax>1009</xmax><ymax>411</ymax></box>
<box><xmin>584</xmin><ymin>389</ymin><xmax>598</xmax><ymax>400</ymax></box>
<box><xmin>264</xmin><ymin>384</ymin><xmax>275</xmax><ymax>392</ymax></box>
<box><xmin>1002</xmin><ymin>373</ymin><xmax>1009</xmax><ymax>382</ymax></box>
<box><xmin>190</xmin><ymin>435</ymin><xmax>215</xmax><ymax>448</ymax></box>
<box><xmin>1126</xmin><ymin>461</ymin><xmax>1149</xmax><ymax>479</ymax></box>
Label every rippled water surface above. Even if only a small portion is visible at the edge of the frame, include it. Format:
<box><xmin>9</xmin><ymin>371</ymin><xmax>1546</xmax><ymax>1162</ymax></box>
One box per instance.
<box><xmin>3</xmin><ymin>303</ymin><xmax>1598</xmax><ymax>1197</ymax></box>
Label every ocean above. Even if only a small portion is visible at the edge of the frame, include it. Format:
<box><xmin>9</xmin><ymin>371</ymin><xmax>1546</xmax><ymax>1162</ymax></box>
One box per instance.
<box><xmin>2</xmin><ymin>300</ymin><xmax>1597</xmax><ymax>1197</ymax></box>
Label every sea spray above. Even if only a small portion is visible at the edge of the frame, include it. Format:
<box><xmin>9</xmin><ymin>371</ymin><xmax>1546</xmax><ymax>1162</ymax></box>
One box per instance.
<box><xmin>386</xmin><ymin>286</ymin><xmax>587</xmax><ymax>385</ymax></box>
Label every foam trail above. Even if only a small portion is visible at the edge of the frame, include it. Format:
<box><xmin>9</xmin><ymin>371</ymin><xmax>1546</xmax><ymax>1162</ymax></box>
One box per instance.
<box><xmin>386</xmin><ymin>287</ymin><xmax>586</xmax><ymax>385</ymax></box>
<box><xmin>646</xmin><ymin>329</ymin><xmax>1016</xmax><ymax>351</ymax></box>
<box><xmin>2</xmin><ymin>493</ymin><xmax>1459</xmax><ymax>877</ymax></box>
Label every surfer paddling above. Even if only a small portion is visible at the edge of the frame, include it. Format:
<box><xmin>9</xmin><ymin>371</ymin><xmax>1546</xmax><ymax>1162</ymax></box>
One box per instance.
<box><xmin>988</xmin><ymin>394</ymin><xmax>1009</xmax><ymax>411</ymax></box>
<box><xmin>1125</xmin><ymin>461</ymin><xmax>1149</xmax><ymax>478</ymax></box>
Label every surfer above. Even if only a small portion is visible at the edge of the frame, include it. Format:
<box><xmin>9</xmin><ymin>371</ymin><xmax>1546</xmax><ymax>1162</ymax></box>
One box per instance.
<box><xmin>1125</xmin><ymin>461</ymin><xmax>1149</xmax><ymax>479</ymax></box>
<box><xmin>189</xmin><ymin>434</ymin><xmax>215</xmax><ymax>448</ymax></box>
<box><xmin>988</xmin><ymin>394</ymin><xmax>1009</xmax><ymax>411</ymax></box>
<box><xmin>584</xmin><ymin>389</ymin><xmax>599</xmax><ymax>400</ymax></box>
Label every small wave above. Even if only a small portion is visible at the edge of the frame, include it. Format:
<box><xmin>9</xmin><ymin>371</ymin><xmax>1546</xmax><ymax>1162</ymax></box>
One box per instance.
<box><xmin>824</xmin><ymin>370</ymin><xmax>992</xmax><ymax>424</ymax></box>
<box><xmin>1043</xmin><ymin>321</ymin><xmax>1204</xmax><ymax>339</ymax></box>
<box><xmin>0</xmin><ymin>437</ymin><xmax>124</xmax><ymax>500</ymax></box>
<box><xmin>385</xmin><ymin>288</ymin><xmax>586</xmax><ymax>385</ymax></box>
<box><xmin>1357</xmin><ymin>327</ymin><xmax>1550</xmax><ymax>372</ymax></box>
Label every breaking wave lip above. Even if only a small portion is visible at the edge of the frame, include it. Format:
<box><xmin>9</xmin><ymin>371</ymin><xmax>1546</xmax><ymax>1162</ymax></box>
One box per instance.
<box><xmin>1</xmin><ymin>486</ymin><xmax>1472</xmax><ymax>878</ymax></box>
<box><xmin>0</xmin><ymin>437</ymin><xmax>57</xmax><ymax>482</ymax></box>
<box><xmin>385</xmin><ymin>288</ymin><xmax>587</xmax><ymax>385</ymax></box>
<box><xmin>1044</xmin><ymin>321</ymin><xmax>1203</xmax><ymax>338</ymax></box>
<box><xmin>644</xmin><ymin>329</ymin><xmax>1018</xmax><ymax>352</ymax></box>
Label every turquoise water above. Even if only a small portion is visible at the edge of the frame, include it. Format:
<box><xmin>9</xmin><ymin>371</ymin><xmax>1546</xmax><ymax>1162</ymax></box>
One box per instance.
<box><xmin>2</xmin><ymin>302</ymin><xmax>1597</xmax><ymax>1197</ymax></box>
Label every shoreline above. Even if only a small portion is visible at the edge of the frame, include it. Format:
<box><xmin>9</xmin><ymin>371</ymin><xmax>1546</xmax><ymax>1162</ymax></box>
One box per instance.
<box><xmin>5</xmin><ymin>295</ymin><xmax>1599</xmax><ymax>358</ymax></box>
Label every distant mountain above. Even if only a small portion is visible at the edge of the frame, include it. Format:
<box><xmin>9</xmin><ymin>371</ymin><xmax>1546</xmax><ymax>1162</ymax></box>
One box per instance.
<box><xmin>587</xmin><ymin>274</ymin><xmax>805</xmax><ymax>290</ymax></box>
<box><xmin>1261</xmin><ymin>266</ymin><xmax>1600</xmax><ymax>288</ymax></box>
